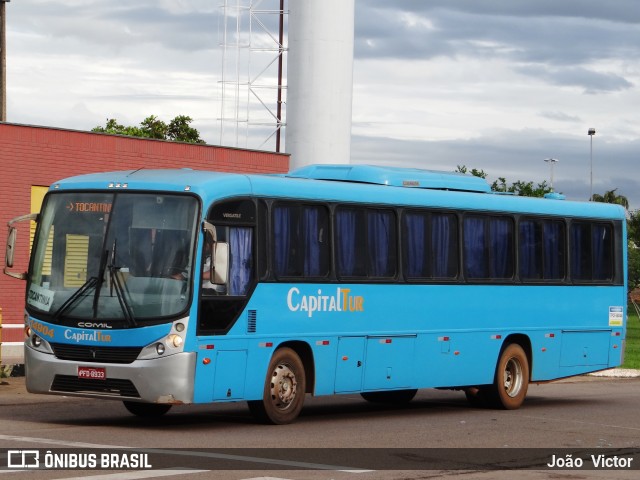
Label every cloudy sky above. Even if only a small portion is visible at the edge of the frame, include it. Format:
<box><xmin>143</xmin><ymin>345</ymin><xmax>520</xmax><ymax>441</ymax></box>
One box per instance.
<box><xmin>5</xmin><ymin>1</ymin><xmax>640</xmax><ymax>208</ymax></box>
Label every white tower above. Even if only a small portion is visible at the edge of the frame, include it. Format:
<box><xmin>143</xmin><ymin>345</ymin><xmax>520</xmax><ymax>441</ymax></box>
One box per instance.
<box><xmin>286</xmin><ymin>0</ymin><xmax>355</xmax><ymax>169</ymax></box>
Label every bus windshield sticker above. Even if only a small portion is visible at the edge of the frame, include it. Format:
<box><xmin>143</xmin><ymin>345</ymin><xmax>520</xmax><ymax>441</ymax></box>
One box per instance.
<box><xmin>27</xmin><ymin>284</ymin><xmax>55</xmax><ymax>312</ymax></box>
<box><xmin>609</xmin><ymin>306</ymin><xmax>623</xmax><ymax>326</ymax></box>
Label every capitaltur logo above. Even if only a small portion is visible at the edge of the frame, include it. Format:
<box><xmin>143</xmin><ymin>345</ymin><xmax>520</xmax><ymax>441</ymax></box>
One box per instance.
<box><xmin>7</xmin><ymin>450</ymin><xmax>40</xmax><ymax>468</ymax></box>
<box><xmin>286</xmin><ymin>287</ymin><xmax>365</xmax><ymax>318</ymax></box>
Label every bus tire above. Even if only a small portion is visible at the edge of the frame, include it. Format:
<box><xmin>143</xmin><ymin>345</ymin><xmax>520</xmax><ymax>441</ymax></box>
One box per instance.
<box><xmin>361</xmin><ymin>389</ymin><xmax>418</xmax><ymax>404</ymax></box>
<box><xmin>248</xmin><ymin>347</ymin><xmax>306</xmax><ymax>425</ymax></box>
<box><xmin>489</xmin><ymin>343</ymin><xmax>529</xmax><ymax>410</ymax></box>
<box><xmin>123</xmin><ymin>401</ymin><xmax>172</xmax><ymax>417</ymax></box>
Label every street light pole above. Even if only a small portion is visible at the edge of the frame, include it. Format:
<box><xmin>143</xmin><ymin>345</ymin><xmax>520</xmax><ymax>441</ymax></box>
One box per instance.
<box><xmin>0</xmin><ymin>0</ymin><xmax>9</xmax><ymax>122</ymax></box>
<box><xmin>588</xmin><ymin>128</ymin><xmax>596</xmax><ymax>201</ymax></box>
<box><xmin>544</xmin><ymin>158</ymin><xmax>559</xmax><ymax>191</ymax></box>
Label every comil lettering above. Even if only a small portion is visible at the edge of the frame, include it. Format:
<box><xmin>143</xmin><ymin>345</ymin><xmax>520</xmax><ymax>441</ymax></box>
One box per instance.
<box><xmin>287</xmin><ymin>287</ymin><xmax>364</xmax><ymax>318</ymax></box>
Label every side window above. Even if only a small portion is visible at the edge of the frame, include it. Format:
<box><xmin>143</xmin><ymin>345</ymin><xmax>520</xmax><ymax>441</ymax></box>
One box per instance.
<box><xmin>202</xmin><ymin>225</ymin><xmax>254</xmax><ymax>296</ymax></box>
<box><xmin>273</xmin><ymin>203</ymin><xmax>330</xmax><ymax>278</ymax></box>
<box><xmin>335</xmin><ymin>207</ymin><xmax>397</xmax><ymax>278</ymax></box>
<box><xmin>198</xmin><ymin>199</ymin><xmax>256</xmax><ymax>335</ymax></box>
<box><xmin>403</xmin><ymin>211</ymin><xmax>458</xmax><ymax>279</ymax></box>
<box><xmin>464</xmin><ymin>215</ymin><xmax>514</xmax><ymax>280</ymax></box>
<box><xmin>570</xmin><ymin>222</ymin><xmax>613</xmax><ymax>282</ymax></box>
<box><xmin>519</xmin><ymin>218</ymin><xmax>565</xmax><ymax>281</ymax></box>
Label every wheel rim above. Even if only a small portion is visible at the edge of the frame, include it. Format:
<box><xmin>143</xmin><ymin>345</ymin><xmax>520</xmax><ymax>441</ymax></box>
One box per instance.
<box><xmin>270</xmin><ymin>363</ymin><xmax>298</xmax><ymax>411</ymax></box>
<box><xmin>503</xmin><ymin>357</ymin><xmax>523</xmax><ymax>398</ymax></box>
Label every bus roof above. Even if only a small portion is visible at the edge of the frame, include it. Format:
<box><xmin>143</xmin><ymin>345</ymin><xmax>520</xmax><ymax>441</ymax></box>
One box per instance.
<box><xmin>50</xmin><ymin>166</ymin><xmax>626</xmax><ymax>220</ymax></box>
<box><xmin>287</xmin><ymin>164</ymin><xmax>492</xmax><ymax>193</ymax></box>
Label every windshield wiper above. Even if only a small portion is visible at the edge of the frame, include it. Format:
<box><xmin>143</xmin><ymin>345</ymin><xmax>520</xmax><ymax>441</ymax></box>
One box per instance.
<box><xmin>91</xmin><ymin>247</ymin><xmax>110</xmax><ymax>318</ymax></box>
<box><xmin>52</xmin><ymin>276</ymin><xmax>98</xmax><ymax>322</ymax></box>
<box><xmin>107</xmin><ymin>240</ymin><xmax>137</xmax><ymax>327</ymax></box>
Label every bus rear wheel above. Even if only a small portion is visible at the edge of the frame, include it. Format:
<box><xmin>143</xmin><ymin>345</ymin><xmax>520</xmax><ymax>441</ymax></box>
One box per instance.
<box><xmin>248</xmin><ymin>347</ymin><xmax>306</xmax><ymax>425</ymax></box>
<box><xmin>123</xmin><ymin>401</ymin><xmax>172</xmax><ymax>417</ymax></box>
<box><xmin>488</xmin><ymin>343</ymin><xmax>529</xmax><ymax>409</ymax></box>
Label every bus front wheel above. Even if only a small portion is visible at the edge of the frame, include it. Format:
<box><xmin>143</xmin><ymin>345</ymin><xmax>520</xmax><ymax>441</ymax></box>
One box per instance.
<box><xmin>489</xmin><ymin>343</ymin><xmax>529</xmax><ymax>409</ymax></box>
<box><xmin>123</xmin><ymin>401</ymin><xmax>172</xmax><ymax>417</ymax></box>
<box><xmin>248</xmin><ymin>347</ymin><xmax>306</xmax><ymax>425</ymax></box>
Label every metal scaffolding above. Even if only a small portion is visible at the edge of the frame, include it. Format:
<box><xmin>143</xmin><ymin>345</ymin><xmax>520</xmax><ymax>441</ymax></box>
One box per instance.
<box><xmin>219</xmin><ymin>0</ymin><xmax>287</xmax><ymax>152</ymax></box>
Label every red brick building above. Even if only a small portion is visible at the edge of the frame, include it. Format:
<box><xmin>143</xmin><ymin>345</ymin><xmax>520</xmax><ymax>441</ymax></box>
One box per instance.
<box><xmin>0</xmin><ymin>123</ymin><xmax>289</xmax><ymax>362</ymax></box>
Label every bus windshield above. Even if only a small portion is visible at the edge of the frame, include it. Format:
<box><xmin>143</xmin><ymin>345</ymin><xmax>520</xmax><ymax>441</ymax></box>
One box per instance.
<box><xmin>27</xmin><ymin>192</ymin><xmax>199</xmax><ymax>324</ymax></box>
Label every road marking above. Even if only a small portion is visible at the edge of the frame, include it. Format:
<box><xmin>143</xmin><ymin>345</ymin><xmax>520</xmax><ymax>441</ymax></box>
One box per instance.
<box><xmin>0</xmin><ymin>435</ymin><xmax>373</xmax><ymax>473</ymax></box>
<box><xmin>62</xmin><ymin>470</ymin><xmax>208</xmax><ymax>480</ymax></box>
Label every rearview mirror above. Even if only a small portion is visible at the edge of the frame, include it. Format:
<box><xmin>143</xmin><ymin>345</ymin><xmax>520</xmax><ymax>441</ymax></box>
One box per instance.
<box><xmin>4</xmin><ymin>213</ymin><xmax>38</xmax><ymax>280</ymax></box>
<box><xmin>213</xmin><ymin>242</ymin><xmax>229</xmax><ymax>285</ymax></box>
<box><xmin>5</xmin><ymin>227</ymin><xmax>17</xmax><ymax>268</ymax></box>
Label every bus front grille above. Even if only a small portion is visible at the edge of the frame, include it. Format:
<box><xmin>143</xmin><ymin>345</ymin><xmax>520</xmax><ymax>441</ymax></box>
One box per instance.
<box><xmin>50</xmin><ymin>343</ymin><xmax>143</xmax><ymax>364</ymax></box>
<box><xmin>51</xmin><ymin>375</ymin><xmax>140</xmax><ymax>398</ymax></box>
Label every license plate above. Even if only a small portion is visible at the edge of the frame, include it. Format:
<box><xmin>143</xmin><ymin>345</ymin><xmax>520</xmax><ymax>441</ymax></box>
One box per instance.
<box><xmin>77</xmin><ymin>366</ymin><xmax>106</xmax><ymax>380</ymax></box>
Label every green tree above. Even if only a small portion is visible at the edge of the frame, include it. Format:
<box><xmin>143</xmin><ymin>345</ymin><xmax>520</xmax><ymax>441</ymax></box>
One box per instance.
<box><xmin>455</xmin><ymin>165</ymin><xmax>488</xmax><ymax>179</ymax></box>
<box><xmin>628</xmin><ymin>245</ymin><xmax>640</xmax><ymax>292</ymax></box>
<box><xmin>455</xmin><ymin>166</ymin><xmax>552</xmax><ymax>197</ymax></box>
<box><xmin>591</xmin><ymin>188</ymin><xmax>629</xmax><ymax>209</ymax></box>
<box><xmin>92</xmin><ymin>115</ymin><xmax>206</xmax><ymax>144</ymax></box>
<box><xmin>628</xmin><ymin>210</ymin><xmax>640</xmax><ymax>247</ymax></box>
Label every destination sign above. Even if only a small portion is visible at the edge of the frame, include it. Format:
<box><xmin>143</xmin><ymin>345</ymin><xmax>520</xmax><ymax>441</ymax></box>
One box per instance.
<box><xmin>66</xmin><ymin>202</ymin><xmax>112</xmax><ymax>213</ymax></box>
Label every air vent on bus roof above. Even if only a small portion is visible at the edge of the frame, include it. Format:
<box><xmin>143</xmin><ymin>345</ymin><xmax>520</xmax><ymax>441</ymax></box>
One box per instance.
<box><xmin>286</xmin><ymin>164</ymin><xmax>492</xmax><ymax>193</ymax></box>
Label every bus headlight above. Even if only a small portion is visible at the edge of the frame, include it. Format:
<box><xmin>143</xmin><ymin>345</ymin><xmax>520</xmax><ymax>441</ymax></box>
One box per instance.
<box><xmin>167</xmin><ymin>334</ymin><xmax>183</xmax><ymax>348</ymax></box>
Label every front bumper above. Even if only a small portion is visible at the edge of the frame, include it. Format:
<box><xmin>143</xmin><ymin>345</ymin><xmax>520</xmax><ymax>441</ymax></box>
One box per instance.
<box><xmin>25</xmin><ymin>345</ymin><xmax>196</xmax><ymax>404</ymax></box>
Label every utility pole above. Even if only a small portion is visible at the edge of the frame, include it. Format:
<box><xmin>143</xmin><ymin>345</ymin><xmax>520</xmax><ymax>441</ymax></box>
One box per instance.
<box><xmin>0</xmin><ymin>0</ymin><xmax>9</xmax><ymax>122</ymax></box>
<box><xmin>588</xmin><ymin>128</ymin><xmax>596</xmax><ymax>201</ymax></box>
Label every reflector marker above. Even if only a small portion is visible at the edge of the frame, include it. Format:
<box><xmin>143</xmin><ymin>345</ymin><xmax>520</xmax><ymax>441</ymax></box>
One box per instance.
<box><xmin>438</xmin><ymin>336</ymin><xmax>450</xmax><ymax>342</ymax></box>
<box><xmin>199</xmin><ymin>344</ymin><xmax>215</xmax><ymax>350</ymax></box>
<box><xmin>612</xmin><ymin>332</ymin><xmax>621</xmax><ymax>337</ymax></box>
<box><xmin>545</xmin><ymin>333</ymin><xmax>555</xmax><ymax>338</ymax></box>
<box><xmin>259</xmin><ymin>342</ymin><xmax>274</xmax><ymax>348</ymax></box>
<box><xmin>490</xmin><ymin>335</ymin><xmax>502</xmax><ymax>340</ymax></box>
<box><xmin>379</xmin><ymin>338</ymin><xmax>392</xmax><ymax>344</ymax></box>
<box><xmin>315</xmin><ymin>340</ymin><xmax>330</xmax><ymax>346</ymax></box>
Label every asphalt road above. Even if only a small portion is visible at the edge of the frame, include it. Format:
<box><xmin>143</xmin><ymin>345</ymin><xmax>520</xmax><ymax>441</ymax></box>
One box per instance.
<box><xmin>0</xmin><ymin>374</ymin><xmax>639</xmax><ymax>480</ymax></box>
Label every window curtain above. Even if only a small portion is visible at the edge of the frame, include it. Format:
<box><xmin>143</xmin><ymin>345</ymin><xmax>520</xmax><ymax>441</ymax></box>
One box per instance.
<box><xmin>489</xmin><ymin>218</ymin><xmax>512</xmax><ymax>278</ymax></box>
<box><xmin>273</xmin><ymin>207</ymin><xmax>291</xmax><ymax>277</ymax></box>
<box><xmin>432</xmin><ymin>214</ymin><xmax>453</xmax><ymax>277</ymax></box>
<box><xmin>405</xmin><ymin>213</ymin><xmax>425</xmax><ymax>277</ymax></box>
<box><xmin>592</xmin><ymin>224</ymin><xmax>611</xmax><ymax>280</ymax></box>
<box><xmin>571</xmin><ymin>224</ymin><xmax>589</xmax><ymax>280</ymax></box>
<box><xmin>230</xmin><ymin>227</ymin><xmax>253</xmax><ymax>295</ymax></box>
<box><xmin>464</xmin><ymin>217</ymin><xmax>486</xmax><ymax>278</ymax></box>
<box><xmin>543</xmin><ymin>222</ymin><xmax>563</xmax><ymax>279</ymax></box>
<box><xmin>519</xmin><ymin>220</ymin><xmax>538</xmax><ymax>279</ymax></box>
<box><xmin>368</xmin><ymin>211</ymin><xmax>393</xmax><ymax>277</ymax></box>
<box><xmin>336</xmin><ymin>210</ymin><xmax>357</xmax><ymax>276</ymax></box>
<box><xmin>303</xmin><ymin>207</ymin><xmax>321</xmax><ymax>276</ymax></box>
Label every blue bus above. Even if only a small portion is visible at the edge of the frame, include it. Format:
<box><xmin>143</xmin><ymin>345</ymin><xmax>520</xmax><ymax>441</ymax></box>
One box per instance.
<box><xmin>5</xmin><ymin>164</ymin><xmax>627</xmax><ymax>424</ymax></box>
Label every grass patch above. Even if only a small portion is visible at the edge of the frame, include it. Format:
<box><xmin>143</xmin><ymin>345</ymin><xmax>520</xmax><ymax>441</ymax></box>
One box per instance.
<box><xmin>622</xmin><ymin>308</ymin><xmax>640</xmax><ymax>369</ymax></box>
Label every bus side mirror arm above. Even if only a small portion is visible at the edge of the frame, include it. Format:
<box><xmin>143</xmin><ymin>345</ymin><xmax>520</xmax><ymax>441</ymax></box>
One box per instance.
<box><xmin>4</xmin><ymin>213</ymin><xmax>38</xmax><ymax>280</ymax></box>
